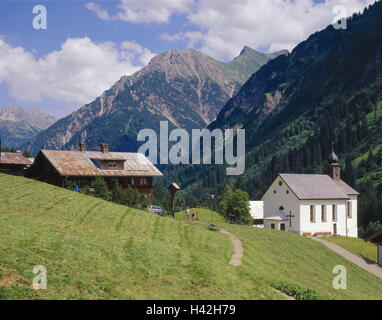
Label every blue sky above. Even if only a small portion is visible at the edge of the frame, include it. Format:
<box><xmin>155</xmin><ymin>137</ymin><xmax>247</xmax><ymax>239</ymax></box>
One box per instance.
<box><xmin>0</xmin><ymin>0</ymin><xmax>375</xmax><ymax>118</ymax></box>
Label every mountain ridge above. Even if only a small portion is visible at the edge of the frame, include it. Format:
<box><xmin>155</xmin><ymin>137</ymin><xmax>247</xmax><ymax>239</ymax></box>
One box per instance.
<box><xmin>25</xmin><ymin>46</ymin><xmax>287</xmax><ymax>154</ymax></box>
<box><xmin>0</xmin><ymin>106</ymin><xmax>56</xmax><ymax>149</ymax></box>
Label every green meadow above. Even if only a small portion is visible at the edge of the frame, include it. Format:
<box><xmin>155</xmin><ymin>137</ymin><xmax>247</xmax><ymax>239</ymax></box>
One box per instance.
<box><xmin>1</xmin><ymin>174</ymin><xmax>382</xmax><ymax>300</ymax></box>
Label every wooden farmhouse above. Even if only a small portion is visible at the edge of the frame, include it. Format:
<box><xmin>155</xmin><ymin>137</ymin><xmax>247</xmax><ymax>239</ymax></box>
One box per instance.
<box><xmin>262</xmin><ymin>147</ymin><xmax>359</xmax><ymax>238</ymax></box>
<box><xmin>0</xmin><ymin>152</ymin><xmax>32</xmax><ymax>175</ymax></box>
<box><xmin>25</xmin><ymin>143</ymin><xmax>163</xmax><ymax>203</ymax></box>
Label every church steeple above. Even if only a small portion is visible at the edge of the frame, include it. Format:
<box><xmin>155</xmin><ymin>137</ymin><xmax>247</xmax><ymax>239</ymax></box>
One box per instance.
<box><xmin>328</xmin><ymin>142</ymin><xmax>341</xmax><ymax>180</ymax></box>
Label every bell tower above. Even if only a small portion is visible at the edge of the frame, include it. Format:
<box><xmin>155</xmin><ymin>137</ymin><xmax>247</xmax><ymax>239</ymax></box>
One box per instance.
<box><xmin>327</xmin><ymin>142</ymin><xmax>341</xmax><ymax>180</ymax></box>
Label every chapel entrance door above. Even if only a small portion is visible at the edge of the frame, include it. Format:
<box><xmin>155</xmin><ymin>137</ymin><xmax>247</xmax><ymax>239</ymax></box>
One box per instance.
<box><xmin>333</xmin><ymin>223</ymin><xmax>337</xmax><ymax>235</ymax></box>
<box><xmin>280</xmin><ymin>224</ymin><xmax>286</xmax><ymax>231</ymax></box>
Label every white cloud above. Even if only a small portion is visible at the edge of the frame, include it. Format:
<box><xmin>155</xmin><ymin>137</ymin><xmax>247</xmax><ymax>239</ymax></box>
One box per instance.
<box><xmin>85</xmin><ymin>2</ymin><xmax>110</xmax><ymax>20</ymax></box>
<box><xmin>89</xmin><ymin>0</ymin><xmax>375</xmax><ymax>61</ymax></box>
<box><xmin>159</xmin><ymin>31</ymin><xmax>203</xmax><ymax>48</ymax></box>
<box><xmin>121</xmin><ymin>41</ymin><xmax>156</xmax><ymax>65</ymax></box>
<box><xmin>186</xmin><ymin>0</ymin><xmax>376</xmax><ymax>60</ymax></box>
<box><xmin>0</xmin><ymin>37</ymin><xmax>155</xmax><ymax>109</ymax></box>
<box><xmin>87</xmin><ymin>0</ymin><xmax>193</xmax><ymax>23</ymax></box>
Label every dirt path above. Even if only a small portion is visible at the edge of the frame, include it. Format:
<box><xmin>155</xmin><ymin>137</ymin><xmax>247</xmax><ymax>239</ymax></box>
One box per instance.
<box><xmin>195</xmin><ymin>221</ymin><xmax>243</xmax><ymax>266</ymax></box>
<box><xmin>311</xmin><ymin>237</ymin><xmax>382</xmax><ymax>279</ymax></box>
<box><xmin>220</xmin><ymin>228</ymin><xmax>243</xmax><ymax>267</ymax></box>
<box><xmin>194</xmin><ymin>220</ymin><xmax>296</xmax><ymax>299</ymax></box>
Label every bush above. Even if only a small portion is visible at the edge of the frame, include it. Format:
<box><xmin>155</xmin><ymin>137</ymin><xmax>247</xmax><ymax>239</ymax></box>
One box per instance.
<box><xmin>270</xmin><ymin>281</ymin><xmax>325</xmax><ymax>300</ymax></box>
<box><xmin>111</xmin><ymin>181</ymin><xmax>148</xmax><ymax>209</ymax></box>
<box><xmin>63</xmin><ymin>178</ymin><xmax>77</xmax><ymax>191</ymax></box>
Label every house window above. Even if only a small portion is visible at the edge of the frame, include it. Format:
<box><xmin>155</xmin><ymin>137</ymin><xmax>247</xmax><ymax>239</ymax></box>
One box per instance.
<box><xmin>332</xmin><ymin>205</ymin><xmax>337</xmax><ymax>222</ymax></box>
<box><xmin>347</xmin><ymin>201</ymin><xmax>352</xmax><ymax>218</ymax></box>
<box><xmin>274</xmin><ymin>190</ymin><xmax>276</xmax><ymax>194</ymax></box>
<box><xmin>310</xmin><ymin>205</ymin><xmax>315</xmax><ymax>223</ymax></box>
<box><xmin>108</xmin><ymin>161</ymin><xmax>117</xmax><ymax>168</ymax></box>
<box><xmin>321</xmin><ymin>205</ymin><xmax>327</xmax><ymax>222</ymax></box>
<box><xmin>286</xmin><ymin>190</ymin><xmax>289</xmax><ymax>194</ymax></box>
<box><xmin>131</xmin><ymin>178</ymin><xmax>135</xmax><ymax>186</ymax></box>
<box><xmin>140</xmin><ymin>178</ymin><xmax>147</xmax><ymax>186</ymax></box>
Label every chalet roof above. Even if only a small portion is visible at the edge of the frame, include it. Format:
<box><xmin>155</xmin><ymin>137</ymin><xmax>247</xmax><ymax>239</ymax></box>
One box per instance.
<box><xmin>0</xmin><ymin>152</ymin><xmax>32</xmax><ymax>165</ymax></box>
<box><xmin>40</xmin><ymin>150</ymin><xmax>163</xmax><ymax>177</ymax></box>
<box><xmin>279</xmin><ymin>174</ymin><xmax>359</xmax><ymax>200</ymax></box>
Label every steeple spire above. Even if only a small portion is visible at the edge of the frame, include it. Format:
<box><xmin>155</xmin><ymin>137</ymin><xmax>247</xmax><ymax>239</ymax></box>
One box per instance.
<box><xmin>327</xmin><ymin>142</ymin><xmax>340</xmax><ymax>180</ymax></box>
<box><xmin>328</xmin><ymin>141</ymin><xmax>339</xmax><ymax>164</ymax></box>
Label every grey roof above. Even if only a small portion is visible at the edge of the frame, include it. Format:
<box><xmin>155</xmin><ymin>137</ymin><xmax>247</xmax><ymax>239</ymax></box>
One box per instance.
<box><xmin>279</xmin><ymin>174</ymin><xmax>359</xmax><ymax>200</ymax></box>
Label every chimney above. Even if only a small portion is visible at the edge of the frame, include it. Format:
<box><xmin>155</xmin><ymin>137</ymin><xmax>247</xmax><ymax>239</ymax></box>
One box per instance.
<box><xmin>79</xmin><ymin>143</ymin><xmax>85</xmax><ymax>152</ymax></box>
<box><xmin>100</xmin><ymin>143</ymin><xmax>109</xmax><ymax>153</ymax></box>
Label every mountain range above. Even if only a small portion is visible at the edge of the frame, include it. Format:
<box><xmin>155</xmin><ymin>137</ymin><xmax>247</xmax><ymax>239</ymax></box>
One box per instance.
<box><xmin>0</xmin><ymin>106</ymin><xmax>56</xmax><ymax>149</ymax></box>
<box><xmin>25</xmin><ymin>46</ymin><xmax>287</xmax><ymax>154</ymax></box>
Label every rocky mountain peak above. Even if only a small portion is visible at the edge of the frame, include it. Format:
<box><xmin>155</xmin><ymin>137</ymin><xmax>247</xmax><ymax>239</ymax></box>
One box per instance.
<box><xmin>0</xmin><ymin>106</ymin><xmax>56</xmax><ymax>129</ymax></box>
<box><xmin>25</xmin><ymin>46</ymin><xmax>287</xmax><ymax>153</ymax></box>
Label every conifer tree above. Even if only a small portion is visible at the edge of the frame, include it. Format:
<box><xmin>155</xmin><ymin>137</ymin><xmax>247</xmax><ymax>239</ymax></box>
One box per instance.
<box><xmin>92</xmin><ymin>177</ymin><xmax>110</xmax><ymax>201</ymax></box>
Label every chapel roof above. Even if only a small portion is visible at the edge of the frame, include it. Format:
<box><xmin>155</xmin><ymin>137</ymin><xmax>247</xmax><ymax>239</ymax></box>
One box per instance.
<box><xmin>278</xmin><ymin>173</ymin><xmax>359</xmax><ymax>200</ymax></box>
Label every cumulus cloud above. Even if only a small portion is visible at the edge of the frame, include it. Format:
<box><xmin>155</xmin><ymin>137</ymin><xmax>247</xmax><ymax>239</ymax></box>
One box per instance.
<box><xmin>87</xmin><ymin>0</ymin><xmax>193</xmax><ymax>23</ymax></box>
<box><xmin>85</xmin><ymin>2</ymin><xmax>110</xmax><ymax>20</ymax></box>
<box><xmin>187</xmin><ymin>0</ymin><xmax>376</xmax><ymax>60</ymax></box>
<box><xmin>88</xmin><ymin>0</ymin><xmax>375</xmax><ymax>61</ymax></box>
<box><xmin>0</xmin><ymin>37</ymin><xmax>154</xmax><ymax>107</ymax></box>
<box><xmin>159</xmin><ymin>31</ymin><xmax>203</xmax><ymax>48</ymax></box>
<box><xmin>121</xmin><ymin>41</ymin><xmax>156</xmax><ymax>65</ymax></box>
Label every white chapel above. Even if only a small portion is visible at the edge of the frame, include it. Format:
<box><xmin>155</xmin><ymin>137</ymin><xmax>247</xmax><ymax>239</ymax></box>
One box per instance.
<box><xmin>262</xmin><ymin>148</ymin><xmax>359</xmax><ymax>238</ymax></box>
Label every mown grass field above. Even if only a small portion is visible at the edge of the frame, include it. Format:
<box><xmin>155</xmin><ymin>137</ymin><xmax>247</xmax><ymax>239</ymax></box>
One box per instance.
<box><xmin>0</xmin><ymin>174</ymin><xmax>279</xmax><ymax>300</ymax></box>
<box><xmin>175</xmin><ymin>208</ymin><xmax>382</xmax><ymax>300</ymax></box>
<box><xmin>325</xmin><ymin>236</ymin><xmax>378</xmax><ymax>263</ymax></box>
<box><xmin>1</xmin><ymin>174</ymin><xmax>382</xmax><ymax>300</ymax></box>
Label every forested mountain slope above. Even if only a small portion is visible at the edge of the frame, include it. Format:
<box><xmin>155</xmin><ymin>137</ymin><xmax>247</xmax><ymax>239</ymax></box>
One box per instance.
<box><xmin>164</xmin><ymin>1</ymin><xmax>382</xmax><ymax>231</ymax></box>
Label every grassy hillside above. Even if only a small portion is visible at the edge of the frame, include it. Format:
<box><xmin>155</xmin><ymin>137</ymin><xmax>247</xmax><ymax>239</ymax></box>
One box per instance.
<box><xmin>1</xmin><ymin>174</ymin><xmax>382</xmax><ymax>300</ymax></box>
<box><xmin>175</xmin><ymin>209</ymin><xmax>382</xmax><ymax>300</ymax></box>
<box><xmin>0</xmin><ymin>174</ymin><xmax>278</xmax><ymax>300</ymax></box>
<box><xmin>325</xmin><ymin>236</ymin><xmax>378</xmax><ymax>263</ymax></box>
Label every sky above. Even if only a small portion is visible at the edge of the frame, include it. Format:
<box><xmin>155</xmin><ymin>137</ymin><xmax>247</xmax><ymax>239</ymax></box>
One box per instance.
<box><xmin>0</xmin><ymin>0</ymin><xmax>376</xmax><ymax>118</ymax></box>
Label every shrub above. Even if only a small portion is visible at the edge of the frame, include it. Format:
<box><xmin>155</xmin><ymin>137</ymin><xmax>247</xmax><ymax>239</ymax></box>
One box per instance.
<box><xmin>269</xmin><ymin>281</ymin><xmax>325</xmax><ymax>300</ymax></box>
